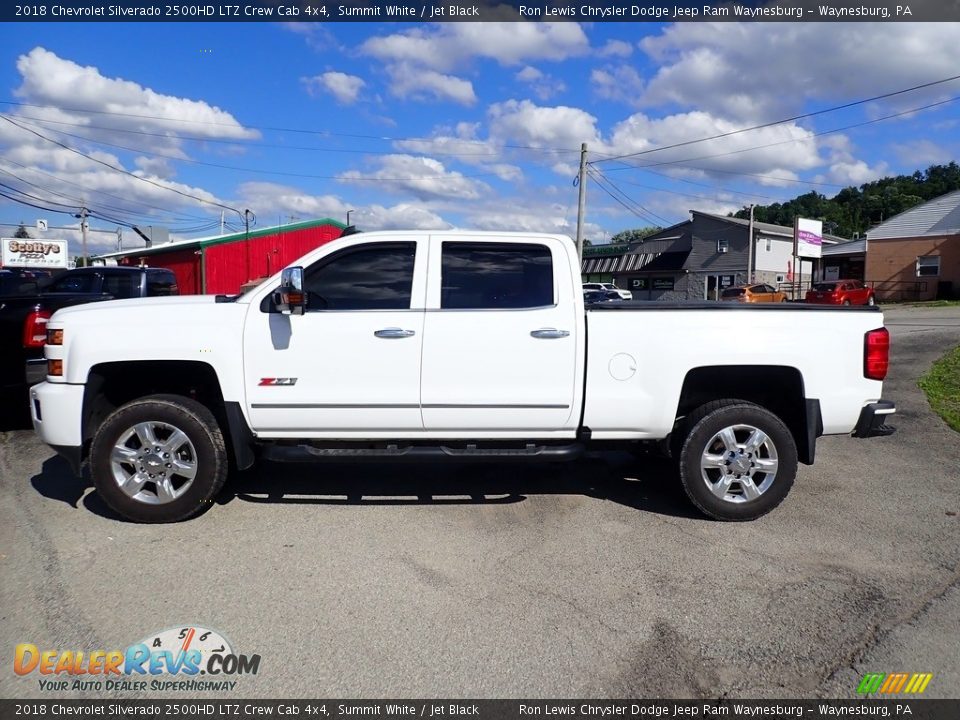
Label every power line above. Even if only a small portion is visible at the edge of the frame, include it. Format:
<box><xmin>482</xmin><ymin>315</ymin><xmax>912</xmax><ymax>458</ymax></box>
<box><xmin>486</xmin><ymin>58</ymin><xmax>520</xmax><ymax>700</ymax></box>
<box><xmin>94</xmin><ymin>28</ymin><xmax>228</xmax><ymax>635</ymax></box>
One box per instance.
<box><xmin>0</xmin><ymin>114</ymin><xmax>245</xmax><ymax>221</ymax></box>
<box><xmin>0</xmin><ymin>158</ymin><xmax>215</xmax><ymax>223</ymax></box>
<box><xmin>603</xmin><ymin>95</ymin><xmax>960</xmax><ymax>186</ymax></box>
<box><xmin>586</xmin><ymin>167</ymin><xmax>672</xmax><ymax>226</ymax></box>
<box><xmin>0</xmin><ymin>165</ymin><xmax>215</xmax><ymax>229</ymax></box>
<box><xmin>593</xmin><ymin>73</ymin><xmax>960</xmax><ymax>164</ymax></box>
<box><xmin>0</xmin><ymin>100</ymin><xmax>583</xmax><ymax>154</ymax></box>
<box><xmin>7</xmin><ymin>114</ymin><xmax>510</xmax><ymax>183</ymax></box>
<box><xmin>10</xmin><ymin>113</ymin><xmax>563</xmax><ymax>160</ymax></box>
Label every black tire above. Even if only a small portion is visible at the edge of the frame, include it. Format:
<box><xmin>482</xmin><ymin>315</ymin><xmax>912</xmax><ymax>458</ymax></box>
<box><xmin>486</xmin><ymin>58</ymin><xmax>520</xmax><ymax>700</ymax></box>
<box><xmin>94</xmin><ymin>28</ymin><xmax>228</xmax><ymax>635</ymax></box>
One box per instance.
<box><xmin>677</xmin><ymin>399</ymin><xmax>797</xmax><ymax>521</ymax></box>
<box><xmin>89</xmin><ymin>394</ymin><xmax>227</xmax><ymax>523</ymax></box>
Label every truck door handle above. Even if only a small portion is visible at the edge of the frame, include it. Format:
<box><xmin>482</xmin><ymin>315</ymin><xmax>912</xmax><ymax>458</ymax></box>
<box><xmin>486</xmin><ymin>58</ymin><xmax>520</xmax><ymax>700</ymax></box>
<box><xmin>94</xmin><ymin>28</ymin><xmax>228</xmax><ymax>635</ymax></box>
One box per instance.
<box><xmin>530</xmin><ymin>328</ymin><xmax>570</xmax><ymax>339</ymax></box>
<box><xmin>374</xmin><ymin>327</ymin><xmax>416</xmax><ymax>338</ymax></box>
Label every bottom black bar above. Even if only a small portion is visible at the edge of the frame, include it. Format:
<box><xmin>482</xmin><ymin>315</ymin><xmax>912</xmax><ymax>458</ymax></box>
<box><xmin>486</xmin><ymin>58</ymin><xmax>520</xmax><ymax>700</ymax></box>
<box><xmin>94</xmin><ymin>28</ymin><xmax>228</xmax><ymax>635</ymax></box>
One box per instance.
<box><xmin>1</xmin><ymin>700</ymin><xmax>957</xmax><ymax>720</ymax></box>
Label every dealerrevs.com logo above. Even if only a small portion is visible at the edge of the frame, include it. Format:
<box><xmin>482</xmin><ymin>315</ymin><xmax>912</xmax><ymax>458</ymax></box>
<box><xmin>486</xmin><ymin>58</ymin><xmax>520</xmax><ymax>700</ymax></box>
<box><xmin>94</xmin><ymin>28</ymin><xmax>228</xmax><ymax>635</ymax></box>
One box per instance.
<box><xmin>14</xmin><ymin>626</ymin><xmax>260</xmax><ymax>692</ymax></box>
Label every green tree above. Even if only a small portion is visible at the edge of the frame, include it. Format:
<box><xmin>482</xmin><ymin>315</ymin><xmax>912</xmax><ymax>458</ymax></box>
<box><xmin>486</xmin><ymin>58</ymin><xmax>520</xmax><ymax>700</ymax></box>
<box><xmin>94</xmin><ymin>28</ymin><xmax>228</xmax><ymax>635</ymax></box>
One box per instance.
<box><xmin>14</xmin><ymin>223</ymin><xmax>31</xmax><ymax>239</ymax></box>
<box><xmin>730</xmin><ymin>162</ymin><xmax>960</xmax><ymax>238</ymax></box>
<box><xmin>610</xmin><ymin>227</ymin><xmax>662</xmax><ymax>244</ymax></box>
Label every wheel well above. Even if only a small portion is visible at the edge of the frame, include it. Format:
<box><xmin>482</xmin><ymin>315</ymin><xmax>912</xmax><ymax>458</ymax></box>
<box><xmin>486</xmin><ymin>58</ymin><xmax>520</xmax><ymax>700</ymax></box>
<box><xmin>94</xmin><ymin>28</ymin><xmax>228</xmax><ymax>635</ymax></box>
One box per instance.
<box><xmin>82</xmin><ymin>361</ymin><xmax>225</xmax><ymax>446</ymax></box>
<box><xmin>676</xmin><ymin>366</ymin><xmax>817</xmax><ymax>464</ymax></box>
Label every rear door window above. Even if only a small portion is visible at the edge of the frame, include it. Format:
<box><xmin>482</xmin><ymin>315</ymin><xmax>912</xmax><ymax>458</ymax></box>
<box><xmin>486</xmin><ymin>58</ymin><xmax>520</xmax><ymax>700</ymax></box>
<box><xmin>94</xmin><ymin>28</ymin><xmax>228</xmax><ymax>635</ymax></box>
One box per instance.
<box><xmin>102</xmin><ymin>272</ymin><xmax>141</xmax><ymax>298</ymax></box>
<box><xmin>147</xmin><ymin>271</ymin><xmax>179</xmax><ymax>296</ymax></box>
<box><xmin>46</xmin><ymin>272</ymin><xmax>99</xmax><ymax>294</ymax></box>
<box><xmin>441</xmin><ymin>242</ymin><xmax>553</xmax><ymax>309</ymax></box>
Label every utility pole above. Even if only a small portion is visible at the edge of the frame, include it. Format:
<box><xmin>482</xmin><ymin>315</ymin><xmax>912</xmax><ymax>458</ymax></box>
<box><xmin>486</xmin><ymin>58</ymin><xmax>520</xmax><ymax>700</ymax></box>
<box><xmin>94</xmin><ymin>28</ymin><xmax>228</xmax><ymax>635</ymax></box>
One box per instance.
<box><xmin>244</xmin><ymin>209</ymin><xmax>252</xmax><ymax>282</ymax></box>
<box><xmin>220</xmin><ymin>211</ymin><xmax>225</xmax><ymax>235</ymax></box>
<box><xmin>575</xmin><ymin>142</ymin><xmax>588</xmax><ymax>263</ymax></box>
<box><xmin>77</xmin><ymin>207</ymin><xmax>89</xmax><ymax>267</ymax></box>
<box><xmin>746</xmin><ymin>203</ymin><xmax>755</xmax><ymax>284</ymax></box>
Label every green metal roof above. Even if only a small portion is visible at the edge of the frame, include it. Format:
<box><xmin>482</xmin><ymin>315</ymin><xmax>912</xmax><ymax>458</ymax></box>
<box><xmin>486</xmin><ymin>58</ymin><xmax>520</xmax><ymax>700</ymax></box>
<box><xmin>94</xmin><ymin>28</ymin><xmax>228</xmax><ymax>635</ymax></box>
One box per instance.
<box><xmin>96</xmin><ymin>217</ymin><xmax>346</xmax><ymax>259</ymax></box>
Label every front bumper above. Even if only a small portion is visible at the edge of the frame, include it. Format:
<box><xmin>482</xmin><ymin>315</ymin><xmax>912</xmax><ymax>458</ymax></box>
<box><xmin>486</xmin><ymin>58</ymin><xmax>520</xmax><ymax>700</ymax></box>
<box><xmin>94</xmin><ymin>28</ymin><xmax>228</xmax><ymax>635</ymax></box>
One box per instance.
<box><xmin>853</xmin><ymin>400</ymin><xmax>896</xmax><ymax>438</ymax></box>
<box><xmin>30</xmin><ymin>381</ymin><xmax>86</xmax><ymax>476</ymax></box>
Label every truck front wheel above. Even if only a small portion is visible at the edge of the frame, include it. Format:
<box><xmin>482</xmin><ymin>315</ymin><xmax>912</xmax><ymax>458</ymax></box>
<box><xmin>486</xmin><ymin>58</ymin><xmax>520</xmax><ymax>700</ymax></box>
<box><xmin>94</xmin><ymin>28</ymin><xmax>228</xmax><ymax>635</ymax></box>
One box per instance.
<box><xmin>677</xmin><ymin>400</ymin><xmax>797</xmax><ymax>521</ymax></box>
<box><xmin>89</xmin><ymin>394</ymin><xmax>227</xmax><ymax>523</ymax></box>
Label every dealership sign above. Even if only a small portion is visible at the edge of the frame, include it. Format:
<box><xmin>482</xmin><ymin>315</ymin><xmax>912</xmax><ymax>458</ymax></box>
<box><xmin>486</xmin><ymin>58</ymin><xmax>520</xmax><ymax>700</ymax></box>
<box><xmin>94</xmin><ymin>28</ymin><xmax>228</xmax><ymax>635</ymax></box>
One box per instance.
<box><xmin>2</xmin><ymin>238</ymin><xmax>69</xmax><ymax>269</ymax></box>
<box><xmin>794</xmin><ymin>218</ymin><xmax>823</xmax><ymax>259</ymax></box>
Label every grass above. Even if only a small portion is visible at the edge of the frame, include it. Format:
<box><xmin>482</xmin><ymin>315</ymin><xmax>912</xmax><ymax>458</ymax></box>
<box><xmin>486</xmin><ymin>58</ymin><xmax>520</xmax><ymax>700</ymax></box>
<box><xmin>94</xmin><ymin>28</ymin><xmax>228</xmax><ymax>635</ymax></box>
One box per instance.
<box><xmin>918</xmin><ymin>345</ymin><xmax>960</xmax><ymax>433</ymax></box>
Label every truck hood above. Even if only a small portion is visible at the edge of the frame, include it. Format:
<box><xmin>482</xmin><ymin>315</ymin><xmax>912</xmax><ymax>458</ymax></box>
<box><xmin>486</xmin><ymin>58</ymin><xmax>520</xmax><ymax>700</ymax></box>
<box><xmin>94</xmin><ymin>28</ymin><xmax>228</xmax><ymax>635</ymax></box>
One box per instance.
<box><xmin>50</xmin><ymin>294</ymin><xmax>221</xmax><ymax>320</ymax></box>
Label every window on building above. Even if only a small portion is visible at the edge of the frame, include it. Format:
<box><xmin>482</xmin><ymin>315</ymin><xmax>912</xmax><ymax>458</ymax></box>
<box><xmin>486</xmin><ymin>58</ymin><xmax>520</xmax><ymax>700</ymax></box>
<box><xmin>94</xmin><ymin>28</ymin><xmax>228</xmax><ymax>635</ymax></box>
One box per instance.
<box><xmin>916</xmin><ymin>256</ymin><xmax>940</xmax><ymax>277</ymax></box>
<box><xmin>766</xmin><ymin>238</ymin><xmax>772</xmax><ymax>252</ymax></box>
<box><xmin>717</xmin><ymin>239</ymin><xmax>729</xmax><ymax>253</ymax></box>
<box><xmin>303</xmin><ymin>242</ymin><xmax>416</xmax><ymax>310</ymax></box>
<box><xmin>441</xmin><ymin>242</ymin><xmax>553</xmax><ymax>309</ymax></box>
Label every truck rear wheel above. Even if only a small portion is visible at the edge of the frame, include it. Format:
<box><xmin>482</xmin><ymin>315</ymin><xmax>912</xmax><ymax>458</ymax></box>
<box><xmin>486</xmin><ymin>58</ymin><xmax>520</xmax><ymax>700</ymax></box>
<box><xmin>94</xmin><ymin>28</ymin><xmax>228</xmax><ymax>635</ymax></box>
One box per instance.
<box><xmin>89</xmin><ymin>394</ymin><xmax>227</xmax><ymax>523</ymax></box>
<box><xmin>677</xmin><ymin>400</ymin><xmax>797</xmax><ymax>521</ymax></box>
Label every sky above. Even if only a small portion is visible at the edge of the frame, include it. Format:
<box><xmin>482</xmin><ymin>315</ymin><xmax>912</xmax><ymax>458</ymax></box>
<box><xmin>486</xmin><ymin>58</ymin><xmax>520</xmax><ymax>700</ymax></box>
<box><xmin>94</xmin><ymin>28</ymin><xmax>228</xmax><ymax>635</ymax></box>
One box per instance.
<box><xmin>0</xmin><ymin>20</ymin><xmax>958</xmax><ymax>257</ymax></box>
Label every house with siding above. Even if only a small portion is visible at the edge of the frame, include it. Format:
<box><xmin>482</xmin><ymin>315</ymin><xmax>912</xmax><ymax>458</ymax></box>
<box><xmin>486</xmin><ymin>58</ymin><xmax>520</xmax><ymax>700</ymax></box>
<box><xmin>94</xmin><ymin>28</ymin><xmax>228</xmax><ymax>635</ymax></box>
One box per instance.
<box><xmin>864</xmin><ymin>190</ymin><xmax>960</xmax><ymax>301</ymax></box>
<box><xmin>583</xmin><ymin>211</ymin><xmax>844</xmax><ymax>300</ymax></box>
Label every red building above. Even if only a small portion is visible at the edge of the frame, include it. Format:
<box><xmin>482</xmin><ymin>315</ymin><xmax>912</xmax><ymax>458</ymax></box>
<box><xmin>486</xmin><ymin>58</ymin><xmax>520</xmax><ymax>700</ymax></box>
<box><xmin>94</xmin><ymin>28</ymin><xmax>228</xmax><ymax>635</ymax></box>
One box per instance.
<box><xmin>95</xmin><ymin>218</ymin><xmax>346</xmax><ymax>294</ymax></box>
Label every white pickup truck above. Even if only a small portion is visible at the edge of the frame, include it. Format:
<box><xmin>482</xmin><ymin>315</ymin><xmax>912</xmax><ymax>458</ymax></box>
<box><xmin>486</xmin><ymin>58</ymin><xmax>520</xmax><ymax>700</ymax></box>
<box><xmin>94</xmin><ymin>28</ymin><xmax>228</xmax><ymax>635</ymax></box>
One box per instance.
<box><xmin>30</xmin><ymin>231</ymin><xmax>895</xmax><ymax>523</ymax></box>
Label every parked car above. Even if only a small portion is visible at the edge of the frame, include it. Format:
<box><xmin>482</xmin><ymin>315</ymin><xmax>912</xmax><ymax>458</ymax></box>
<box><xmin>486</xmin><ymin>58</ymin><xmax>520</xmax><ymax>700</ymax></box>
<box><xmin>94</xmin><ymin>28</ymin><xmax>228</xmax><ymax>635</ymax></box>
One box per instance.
<box><xmin>584</xmin><ymin>289</ymin><xmax>623</xmax><ymax>304</ymax></box>
<box><xmin>1</xmin><ymin>266</ymin><xmax>179</xmax><ymax>402</ymax></box>
<box><xmin>583</xmin><ymin>282</ymin><xmax>632</xmax><ymax>300</ymax></box>
<box><xmin>806</xmin><ymin>280</ymin><xmax>876</xmax><ymax>306</ymax></box>
<box><xmin>720</xmin><ymin>284</ymin><xmax>788</xmax><ymax>303</ymax></box>
<box><xmin>0</xmin><ymin>268</ymin><xmax>53</xmax><ymax>296</ymax></box>
<box><xmin>31</xmin><ymin>231</ymin><xmax>894</xmax><ymax>524</ymax></box>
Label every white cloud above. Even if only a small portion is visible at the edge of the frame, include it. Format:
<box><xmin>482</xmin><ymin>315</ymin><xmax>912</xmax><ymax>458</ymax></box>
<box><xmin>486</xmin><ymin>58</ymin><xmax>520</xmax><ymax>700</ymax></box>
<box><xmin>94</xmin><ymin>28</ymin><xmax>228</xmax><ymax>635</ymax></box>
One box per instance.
<box><xmin>488</xmin><ymin>99</ymin><xmax>601</xmax><ymax>152</ymax></box>
<box><xmin>386</xmin><ymin>63</ymin><xmax>477</xmax><ymax>105</ymax></box>
<box><xmin>302</xmin><ymin>72</ymin><xmax>366</xmax><ymax>105</ymax></box>
<box><xmin>638</xmin><ymin>23</ymin><xmax>960</xmax><ymax>123</ymax></box>
<box><xmin>515</xmin><ymin>65</ymin><xmax>566</xmax><ymax>101</ymax></box>
<box><xmin>597</xmin><ymin>40</ymin><xmax>634</xmax><ymax>58</ymax></box>
<box><xmin>15</xmin><ymin>48</ymin><xmax>258</xmax><ymax>141</ymax></box>
<box><xmin>236</xmin><ymin>181</ymin><xmax>451</xmax><ymax>231</ymax></box>
<box><xmin>892</xmin><ymin>140</ymin><xmax>949</xmax><ymax>167</ymax></box>
<box><xmin>134</xmin><ymin>156</ymin><xmax>174</xmax><ymax>179</ymax></box>
<box><xmin>339</xmin><ymin>155</ymin><xmax>489</xmax><ymax>200</ymax></box>
<box><xmin>604</xmin><ymin>111</ymin><xmax>822</xmax><ymax>180</ymax></box>
<box><xmin>590</xmin><ymin>66</ymin><xmax>645</xmax><ymax>106</ymax></box>
<box><xmin>360</xmin><ymin>23</ymin><xmax>589</xmax><ymax>73</ymax></box>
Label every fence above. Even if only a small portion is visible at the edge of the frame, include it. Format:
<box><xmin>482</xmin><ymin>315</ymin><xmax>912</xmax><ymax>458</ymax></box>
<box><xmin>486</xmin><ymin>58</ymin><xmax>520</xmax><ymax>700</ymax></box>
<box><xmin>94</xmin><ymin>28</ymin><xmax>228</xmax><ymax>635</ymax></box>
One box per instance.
<box><xmin>776</xmin><ymin>279</ymin><xmax>930</xmax><ymax>302</ymax></box>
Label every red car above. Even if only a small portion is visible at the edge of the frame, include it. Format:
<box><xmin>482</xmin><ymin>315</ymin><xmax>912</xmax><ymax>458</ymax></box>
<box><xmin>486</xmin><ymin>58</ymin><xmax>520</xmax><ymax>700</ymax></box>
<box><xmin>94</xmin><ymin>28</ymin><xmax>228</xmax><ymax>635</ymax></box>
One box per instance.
<box><xmin>805</xmin><ymin>279</ymin><xmax>876</xmax><ymax>306</ymax></box>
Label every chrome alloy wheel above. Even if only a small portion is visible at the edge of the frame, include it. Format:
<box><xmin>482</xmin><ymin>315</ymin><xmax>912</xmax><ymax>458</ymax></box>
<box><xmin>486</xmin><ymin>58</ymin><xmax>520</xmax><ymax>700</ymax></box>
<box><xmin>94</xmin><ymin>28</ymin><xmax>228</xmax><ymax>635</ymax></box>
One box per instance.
<box><xmin>699</xmin><ymin>424</ymin><xmax>779</xmax><ymax>504</ymax></box>
<box><xmin>109</xmin><ymin>421</ymin><xmax>198</xmax><ymax>505</ymax></box>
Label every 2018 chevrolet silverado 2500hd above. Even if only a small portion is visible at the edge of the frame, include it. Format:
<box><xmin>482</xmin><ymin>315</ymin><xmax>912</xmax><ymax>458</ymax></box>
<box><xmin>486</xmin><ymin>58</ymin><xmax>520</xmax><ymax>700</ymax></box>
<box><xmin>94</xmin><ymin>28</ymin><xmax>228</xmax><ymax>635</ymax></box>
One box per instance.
<box><xmin>29</xmin><ymin>232</ymin><xmax>895</xmax><ymax>523</ymax></box>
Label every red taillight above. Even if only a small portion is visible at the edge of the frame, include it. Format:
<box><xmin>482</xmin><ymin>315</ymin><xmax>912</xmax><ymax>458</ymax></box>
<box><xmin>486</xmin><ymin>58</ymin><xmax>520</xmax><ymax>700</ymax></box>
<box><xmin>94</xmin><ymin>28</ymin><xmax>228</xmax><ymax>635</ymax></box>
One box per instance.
<box><xmin>864</xmin><ymin>327</ymin><xmax>890</xmax><ymax>380</ymax></box>
<box><xmin>23</xmin><ymin>308</ymin><xmax>52</xmax><ymax>349</ymax></box>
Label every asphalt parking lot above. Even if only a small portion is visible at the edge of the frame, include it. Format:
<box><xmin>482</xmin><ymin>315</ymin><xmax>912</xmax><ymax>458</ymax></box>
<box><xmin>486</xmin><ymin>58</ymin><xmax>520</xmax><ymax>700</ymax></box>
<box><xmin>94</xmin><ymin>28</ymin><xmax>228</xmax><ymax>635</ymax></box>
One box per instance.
<box><xmin>1</xmin><ymin>305</ymin><xmax>958</xmax><ymax>700</ymax></box>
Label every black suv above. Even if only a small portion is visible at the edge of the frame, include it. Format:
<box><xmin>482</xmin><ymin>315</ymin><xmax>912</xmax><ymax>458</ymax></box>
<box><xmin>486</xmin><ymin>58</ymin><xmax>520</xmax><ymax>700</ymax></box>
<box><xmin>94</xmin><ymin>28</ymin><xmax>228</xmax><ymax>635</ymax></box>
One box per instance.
<box><xmin>41</xmin><ymin>266</ymin><xmax>178</xmax><ymax>298</ymax></box>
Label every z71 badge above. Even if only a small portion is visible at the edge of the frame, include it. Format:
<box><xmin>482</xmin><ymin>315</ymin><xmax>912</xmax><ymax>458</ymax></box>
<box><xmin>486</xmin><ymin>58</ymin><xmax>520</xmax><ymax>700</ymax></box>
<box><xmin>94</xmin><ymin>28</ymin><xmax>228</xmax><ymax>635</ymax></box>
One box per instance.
<box><xmin>258</xmin><ymin>378</ymin><xmax>298</xmax><ymax>386</ymax></box>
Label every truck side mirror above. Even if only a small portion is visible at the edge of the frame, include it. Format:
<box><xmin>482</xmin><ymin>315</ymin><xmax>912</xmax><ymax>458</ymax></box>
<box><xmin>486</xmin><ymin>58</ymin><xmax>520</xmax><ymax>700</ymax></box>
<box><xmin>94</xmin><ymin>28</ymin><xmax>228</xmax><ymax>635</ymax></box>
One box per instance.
<box><xmin>274</xmin><ymin>267</ymin><xmax>306</xmax><ymax>315</ymax></box>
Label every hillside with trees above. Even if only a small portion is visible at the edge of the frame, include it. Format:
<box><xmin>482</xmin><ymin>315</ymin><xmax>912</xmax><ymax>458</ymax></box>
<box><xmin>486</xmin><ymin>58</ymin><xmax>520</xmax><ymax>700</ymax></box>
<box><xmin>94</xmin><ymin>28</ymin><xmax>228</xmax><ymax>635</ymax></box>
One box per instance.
<box><xmin>731</xmin><ymin>162</ymin><xmax>960</xmax><ymax>238</ymax></box>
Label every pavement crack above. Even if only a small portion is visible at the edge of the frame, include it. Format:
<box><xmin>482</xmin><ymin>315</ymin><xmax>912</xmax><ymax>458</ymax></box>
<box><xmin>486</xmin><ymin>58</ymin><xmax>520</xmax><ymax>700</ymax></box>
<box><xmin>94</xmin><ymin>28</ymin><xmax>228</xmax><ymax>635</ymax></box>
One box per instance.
<box><xmin>817</xmin><ymin>566</ymin><xmax>960</xmax><ymax>692</ymax></box>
